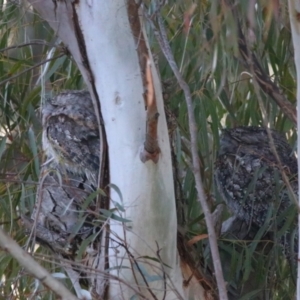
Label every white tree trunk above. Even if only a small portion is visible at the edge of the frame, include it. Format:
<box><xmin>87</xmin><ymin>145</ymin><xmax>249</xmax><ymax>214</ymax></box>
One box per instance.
<box><xmin>288</xmin><ymin>1</ymin><xmax>300</xmax><ymax>299</ymax></box>
<box><xmin>26</xmin><ymin>1</ymin><xmax>205</xmax><ymax>299</ymax></box>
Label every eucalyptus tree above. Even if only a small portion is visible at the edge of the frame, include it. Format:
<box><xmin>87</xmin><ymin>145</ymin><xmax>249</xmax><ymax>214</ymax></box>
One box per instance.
<box><xmin>0</xmin><ymin>1</ymin><xmax>299</xmax><ymax>299</ymax></box>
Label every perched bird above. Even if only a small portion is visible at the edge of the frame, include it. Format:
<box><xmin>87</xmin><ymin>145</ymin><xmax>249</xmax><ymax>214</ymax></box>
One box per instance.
<box><xmin>23</xmin><ymin>91</ymin><xmax>106</xmax><ymax>295</ymax></box>
<box><xmin>24</xmin><ymin>167</ymin><xmax>96</xmax><ymax>257</ymax></box>
<box><xmin>22</xmin><ymin>165</ymin><xmax>107</xmax><ymax>296</ymax></box>
<box><xmin>42</xmin><ymin>90</ymin><xmax>100</xmax><ymax>186</ymax></box>
<box><xmin>215</xmin><ymin>126</ymin><xmax>298</xmax><ymax>258</ymax></box>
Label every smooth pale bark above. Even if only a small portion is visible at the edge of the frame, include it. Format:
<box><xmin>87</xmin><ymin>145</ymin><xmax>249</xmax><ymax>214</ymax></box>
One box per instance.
<box><xmin>288</xmin><ymin>1</ymin><xmax>300</xmax><ymax>299</ymax></box>
<box><xmin>76</xmin><ymin>2</ymin><xmax>179</xmax><ymax>298</ymax></box>
<box><xmin>26</xmin><ymin>0</ymin><xmax>205</xmax><ymax>298</ymax></box>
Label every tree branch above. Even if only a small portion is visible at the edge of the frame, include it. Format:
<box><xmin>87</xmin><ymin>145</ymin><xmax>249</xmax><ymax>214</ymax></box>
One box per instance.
<box><xmin>144</xmin><ymin>8</ymin><xmax>228</xmax><ymax>300</ymax></box>
<box><xmin>0</xmin><ymin>228</ymin><xmax>79</xmax><ymax>300</ymax></box>
<box><xmin>0</xmin><ymin>53</ymin><xmax>65</xmax><ymax>87</ymax></box>
<box><xmin>0</xmin><ymin>40</ymin><xmax>54</xmax><ymax>53</ymax></box>
<box><xmin>226</xmin><ymin>0</ymin><xmax>297</xmax><ymax>125</ymax></box>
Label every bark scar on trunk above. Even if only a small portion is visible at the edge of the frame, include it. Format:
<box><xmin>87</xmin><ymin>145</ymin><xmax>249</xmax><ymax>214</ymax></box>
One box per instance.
<box><xmin>126</xmin><ymin>1</ymin><xmax>160</xmax><ymax>163</ymax></box>
<box><xmin>140</xmin><ymin>57</ymin><xmax>160</xmax><ymax>163</ymax></box>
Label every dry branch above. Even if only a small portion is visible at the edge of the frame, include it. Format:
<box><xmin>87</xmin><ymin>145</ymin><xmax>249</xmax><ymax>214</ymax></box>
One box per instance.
<box><xmin>0</xmin><ymin>228</ymin><xmax>79</xmax><ymax>300</ymax></box>
<box><xmin>226</xmin><ymin>0</ymin><xmax>297</xmax><ymax>125</ymax></box>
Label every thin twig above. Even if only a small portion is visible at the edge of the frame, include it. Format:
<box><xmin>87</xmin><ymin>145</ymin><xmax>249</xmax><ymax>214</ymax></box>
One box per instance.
<box><xmin>144</xmin><ymin>8</ymin><xmax>229</xmax><ymax>300</ymax></box>
<box><xmin>0</xmin><ymin>53</ymin><xmax>65</xmax><ymax>87</ymax></box>
<box><xmin>225</xmin><ymin>0</ymin><xmax>297</xmax><ymax>125</ymax></box>
<box><xmin>24</xmin><ymin>168</ymin><xmax>51</xmax><ymax>252</ymax></box>
<box><xmin>0</xmin><ymin>40</ymin><xmax>54</xmax><ymax>53</ymax></box>
<box><xmin>0</xmin><ymin>228</ymin><xmax>79</xmax><ymax>300</ymax></box>
<box><xmin>155</xmin><ymin>241</ymin><xmax>167</xmax><ymax>300</ymax></box>
<box><xmin>110</xmin><ymin>238</ymin><xmax>159</xmax><ymax>300</ymax></box>
<box><xmin>29</xmin><ymin>250</ymin><xmax>150</xmax><ymax>299</ymax></box>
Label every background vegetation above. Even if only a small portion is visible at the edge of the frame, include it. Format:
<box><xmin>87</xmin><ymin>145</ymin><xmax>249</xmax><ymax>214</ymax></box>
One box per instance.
<box><xmin>0</xmin><ymin>1</ymin><xmax>296</xmax><ymax>299</ymax></box>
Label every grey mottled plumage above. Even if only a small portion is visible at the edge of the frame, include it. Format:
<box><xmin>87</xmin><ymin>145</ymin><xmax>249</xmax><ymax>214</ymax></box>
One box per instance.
<box><xmin>22</xmin><ymin>166</ymin><xmax>105</xmax><ymax>295</ymax></box>
<box><xmin>24</xmin><ymin>167</ymin><xmax>96</xmax><ymax>257</ymax></box>
<box><xmin>42</xmin><ymin>90</ymin><xmax>100</xmax><ymax>186</ymax></box>
<box><xmin>23</xmin><ymin>90</ymin><xmax>107</xmax><ymax>297</ymax></box>
<box><xmin>215</xmin><ymin>126</ymin><xmax>298</xmax><ymax>258</ymax></box>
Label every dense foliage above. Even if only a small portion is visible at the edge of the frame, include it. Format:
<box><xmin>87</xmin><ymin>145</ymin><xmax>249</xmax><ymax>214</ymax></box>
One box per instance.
<box><xmin>0</xmin><ymin>1</ymin><xmax>296</xmax><ymax>299</ymax></box>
